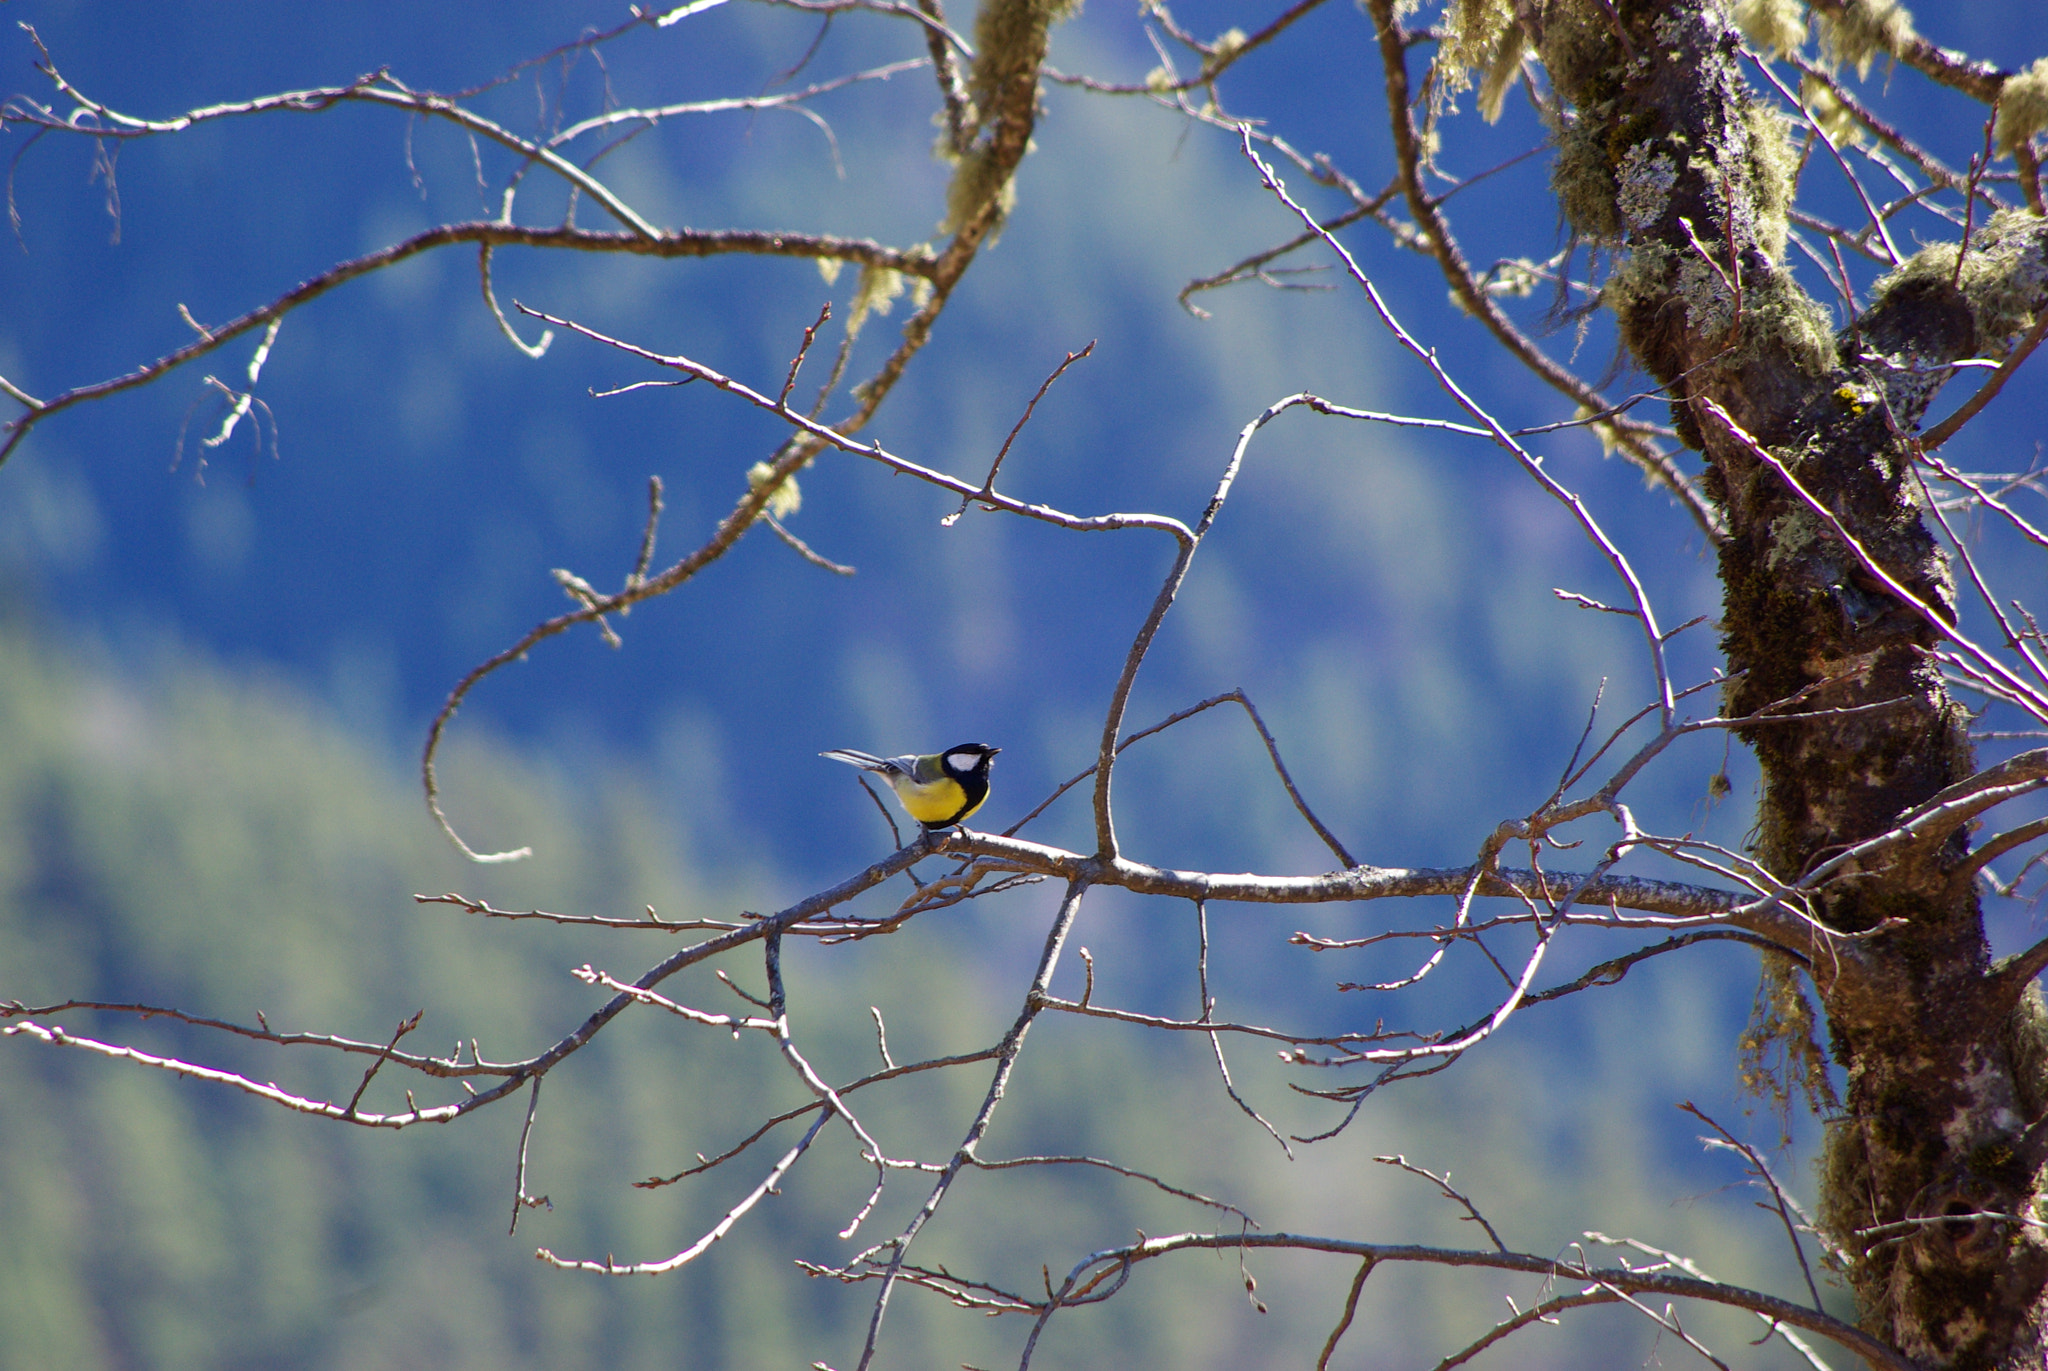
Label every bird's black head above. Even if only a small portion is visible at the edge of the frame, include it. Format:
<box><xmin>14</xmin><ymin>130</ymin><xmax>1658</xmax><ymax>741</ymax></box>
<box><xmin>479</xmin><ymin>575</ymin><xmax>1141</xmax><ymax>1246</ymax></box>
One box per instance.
<box><xmin>940</xmin><ymin>743</ymin><xmax>1000</xmax><ymax>780</ymax></box>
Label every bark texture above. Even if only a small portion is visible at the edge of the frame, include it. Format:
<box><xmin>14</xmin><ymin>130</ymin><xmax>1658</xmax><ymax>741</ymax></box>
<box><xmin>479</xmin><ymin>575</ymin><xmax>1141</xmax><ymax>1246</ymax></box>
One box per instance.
<box><xmin>1525</xmin><ymin>0</ymin><xmax>2048</xmax><ymax>1364</ymax></box>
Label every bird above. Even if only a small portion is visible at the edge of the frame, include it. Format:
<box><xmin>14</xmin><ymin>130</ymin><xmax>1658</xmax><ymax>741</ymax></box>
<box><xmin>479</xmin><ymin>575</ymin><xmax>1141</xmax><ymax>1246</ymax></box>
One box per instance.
<box><xmin>820</xmin><ymin>743</ymin><xmax>1000</xmax><ymax>831</ymax></box>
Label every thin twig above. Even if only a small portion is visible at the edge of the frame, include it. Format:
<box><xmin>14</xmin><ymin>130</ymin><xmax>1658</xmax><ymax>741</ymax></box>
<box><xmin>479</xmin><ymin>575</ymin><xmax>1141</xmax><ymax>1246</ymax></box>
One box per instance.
<box><xmin>1679</xmin><ymin>1102</ymin><xmax>1825</xmax><ymax>1311</ymax></box>
<box><xmin>1919</xmin><ymin>307</ymin><xmax>2048</xmax><ymax>450</ymax></box>
<box><xmin>509</xmin><ymin>1076</ymin><xmax>551</xmax><ymax>1234</ymax></box>
<box><xmin>1376</xmin><ymin>1154</ymin><xmax>1507</xmax><ymax>1251</ymax></box>
<box><xmin>1196</xmin><ymin>900</ymin><xmax>1293</xmax><ymax>1154</ymax></box>
<box><xmin>343</xmin><ymin>1010</ymin><xmax>425</xmax><ymax>1118</ymax></box>
<box><xmin>944</xmin><ymin>340</ymin><xmax>1095</xmax><ymax>525</ymax></box>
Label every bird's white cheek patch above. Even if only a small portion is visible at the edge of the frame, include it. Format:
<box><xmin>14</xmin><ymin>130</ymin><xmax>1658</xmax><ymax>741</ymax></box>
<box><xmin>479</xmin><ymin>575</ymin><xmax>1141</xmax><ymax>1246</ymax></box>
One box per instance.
<box><xmin>945</xmin><ymin>751</ymin><xmax>981</xmax><ymax>773</ymax></box>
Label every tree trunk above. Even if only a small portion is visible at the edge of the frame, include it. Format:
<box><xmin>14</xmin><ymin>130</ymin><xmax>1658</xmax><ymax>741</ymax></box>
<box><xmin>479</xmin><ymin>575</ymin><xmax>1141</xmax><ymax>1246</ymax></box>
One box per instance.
<box><xmin>1529</xmin><ymin>0</ymin><xmax>2048</xmax><ymax>1362</ymax></box>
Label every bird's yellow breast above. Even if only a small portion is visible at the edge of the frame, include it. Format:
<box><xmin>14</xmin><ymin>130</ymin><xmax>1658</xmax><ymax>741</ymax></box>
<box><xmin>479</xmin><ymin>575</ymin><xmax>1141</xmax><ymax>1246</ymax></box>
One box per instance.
<box><xmin>890</xmin><ymin>773</ymin><xmax>972</xmax><ymax>825</ymax></box>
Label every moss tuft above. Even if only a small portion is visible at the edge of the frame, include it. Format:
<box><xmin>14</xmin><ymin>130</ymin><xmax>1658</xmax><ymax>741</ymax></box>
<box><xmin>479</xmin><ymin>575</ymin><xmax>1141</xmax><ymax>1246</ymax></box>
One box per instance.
<box><xmin>1552</xmin><ymin>113</ymin><xmax>1624</xmax><ymax>242</ymax></box>
<box><xmin>845</xmin><ymin>263</ymin><xmax>907</xmax><ymax>340</ymax></box>
<box><xmin>1743</xmin><ymin>272</ymin><xmax>1841</xmax><ymax>375</ymax></box>
<box><xmin>1815</xmin><ymin>0</ymin><xmax>1917</xmax><ymax>81</ymax></box>
<box><xmin>1744</xmin><ymin>99</ymin><xmax>1797</xmax><ymax>262</ymax></box>
<box><xmin>1869</xmin><ymin>209</ymin><xmax>2048</xmax><ymax>358</ymax></box>
<box><xmin>1430</xmin><ymin>0</ymin><xmax>1521</xmax><ymax>118</ymax></box>
<box><xmin>1799</xmin><ymin>75</ymin><xmax>1865</xmax><ymax>147</ymax></box>
<box><xmin>1535</xmin><ymin>0</ymin><xmax>1620</xmax><ymax>105</ymax></box>
<box><xmin>1733</xmin><ymin>0</ymin><xmax>1806</xmax><ymax>59</ymax></box>
<box><xmin>1476</xmin><ymin>23</ymin><xmax>1528</xmax><ymax>123</ymax></box>
<box><xmin>1996</xmin><ymin>57</ymin><xmax>2048</xmax><ymax>157</ymax></box>
<box><xmin>1604</xmin><ymin>242</ymin><xmax>1681</xmax><ymax>377</ymax></box>
<box><xmin>746</xmin><ymin>461</ymin><xmax>802</xmax><ymax>519</ymax></box>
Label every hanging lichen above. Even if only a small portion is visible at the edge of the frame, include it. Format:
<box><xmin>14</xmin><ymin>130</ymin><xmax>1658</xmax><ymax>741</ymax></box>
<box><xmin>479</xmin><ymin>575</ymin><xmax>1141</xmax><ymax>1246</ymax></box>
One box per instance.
<box><xmin>1814</xmin><ymin>0</ymin><xmax>1917</xmax><ymax>80</ymax></box>
<box><xmin>1997</xmin><ymin>57</ymin><xmax>2048</xmax><ymax>156</ymax></box>
<box><xmin>1733</xmin><ymin>0</ymin><xmax>1806</xmax><ymax>60</ymax></box>
<box><xmin>1738</xmin><ymin>951</ymin><xmax>1840</xmax><ymax>1144</ymax></box>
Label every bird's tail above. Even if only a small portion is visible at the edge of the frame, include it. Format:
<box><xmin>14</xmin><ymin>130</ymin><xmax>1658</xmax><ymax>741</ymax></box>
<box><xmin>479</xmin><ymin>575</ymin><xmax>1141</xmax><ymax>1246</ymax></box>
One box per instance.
<box><xmin>820</xmin><ymin>749</ymin><xmax>888</xmax><ymax>771</ymax></box>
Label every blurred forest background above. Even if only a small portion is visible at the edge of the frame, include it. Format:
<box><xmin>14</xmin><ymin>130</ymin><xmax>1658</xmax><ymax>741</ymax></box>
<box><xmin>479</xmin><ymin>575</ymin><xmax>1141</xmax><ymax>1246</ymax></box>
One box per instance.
<box><xmin>1</xmin><ymin>2</ymin><xmax>2043</xmax><ymax>1367</ymax></box>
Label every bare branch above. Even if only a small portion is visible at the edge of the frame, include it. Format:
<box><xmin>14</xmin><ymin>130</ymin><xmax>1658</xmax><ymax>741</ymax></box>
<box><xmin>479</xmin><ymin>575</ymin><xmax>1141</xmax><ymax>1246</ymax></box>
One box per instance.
<box><xmin>539</xmin><ymin>1111</ymin><xmax>835</xmax><ymax>1274</ymax></box>
<box><xmin>1030</xmin><ymin>1229</ymin><xmax>1914</xmax><ymax>1371</ymax></box>
<box><xmin>1197</xmin><ymin>900</ymin><xmax>1295</xmax><ymax>1153</ymax></box>
<box><xmin>1698</xmin><ymin>397</ymin><xmax>2048</xmax><ymax>723</ymax></box>
<box><xmin>3</xmin><ymin>1020</ymin><xmax>466</xmax><ymax>1127</ymax></box>
<box><xmin>944</xmin><ymin>339</ymin><xmax>1096</xmax><ymax>526</ymax></box>
<box><xmin>509</xmin><ymin>1077</ymin><xmax>551</xmax><ymax>1234</ymax></box>
<box><xmin>1352</xmin><ymin>0</ymin><xmax>1726</xmax><ymax>541</ymax></box>
<box><xmin>342</xmin><ymin>1010</ymin><xmax>425</xmax><ymax>1118</ymax></box>
<box><xmin>515</xmin><ymin>308</ymin><xmax>1192</xmax><ymax>543</ymax></box>
<box><xmin>1680</xmin><ymin>1103</ymin><xmax>1826</xmax><ymax>1311</ymax></box>
<box><xmin>1043</xmin><ymin>0</ymin><xmax>1336</xmax><ymax>97</ymax></box>
<box><xmin>1</xmin><ymin>220</ymin><xmax>932</xmax><ymax>467</ymax></box>
<box><xmin>414</xmin><ymin>890</ymin><xmax>741</xmax><ymax>932</ymax></box>
<box><xmin>852</xmin><ymin>878</ymin><xmax>1090</xmax><ymax>1371</ymax></box>
<box><xmin>1375</xmin><ymin>1154</ymin><xmax>1507</xmax><ymax>1251</ymax></box>
<box><xmin>969</xmin><ymin>1152</ymin><xmax>1254</xmax><ymax>1223</ymax></box>
<box><xmin>1315</xmin><ymin>1257</ymin><xmax>1376</xmax><ymax>1371</ymax></box>
<box><xmin>1245</xmin><ymin>131</ymin><xmax>1682</xmax><ymax>725</ymax></box>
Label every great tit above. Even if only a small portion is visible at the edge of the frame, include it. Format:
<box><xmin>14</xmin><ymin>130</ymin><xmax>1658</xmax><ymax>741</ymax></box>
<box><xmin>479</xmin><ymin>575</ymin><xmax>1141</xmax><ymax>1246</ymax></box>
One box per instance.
<box><xmin>821</xmin><ymin>743</ymin><xmax>1000</xmax><ymax>830</ymax></box>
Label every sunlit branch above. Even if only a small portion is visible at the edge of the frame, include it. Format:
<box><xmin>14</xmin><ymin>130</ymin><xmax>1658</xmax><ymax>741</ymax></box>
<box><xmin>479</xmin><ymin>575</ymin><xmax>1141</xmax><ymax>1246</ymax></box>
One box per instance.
<box><xmin>1044</xmin><ymin>0</ymin><xmax>1334</xmax><ymax>96</ymax></box>
<box><xmin>1681</xmin><ymin>1102</ymin><xmax>1828</xmax><ymax>1310</ymax></box>
<box><xmin>509</xmin><ymin>1078</ymin><xmax>550</xmax><ymax>1234</ymax></box>
<box><xmin>1375</xmin><ymin>1154</ymin><xmax>1507</xmax><ymax>1251</ymax></box>
<box><xmin>1583</xmin><ymin>1233</ymin><xmax>1842</xmax><ymax>1370</ymax></box>
<box><xmin>1315</xmin><ymin>1256</ymin><xmax>1378</xmax><ymax>1371</ymax></box>
<box><xmin>754</xmin><ymin>0</ymin><xmax>974</xmax><ymax>55</ymax></box>
<box><xmin>641</xmin><ymin>1042</ymin><xmax>1005</xmax><ymax>1187</ymax></box>
<box><xmin>970</xmin><ymin>1151</ymin><xmax>1255</xmax><ymax>1222</ymax></box>
<box><xmin>1039</xmin><ymin>991</ymin><xmax>1424</xmax><ymax>1048</ymax></box>
<box><xmin>1781</xmin><ymin>52</ymin><xmax>1989</xmax><ymax>207</ymax></box>
<box><xmin>1088</xmin><ymin>392</ymin><xmax>1316</xmax><ymax>859</ymax></box>
<box><xmin>1026</xmin><ymin>1230</ymin><xmax>1915</xmax><ymax>1371</ymax></box>
<box><xmin>544</xmin><ymin>57</ymin><xmax>927</xmax><ymax>144</ymax></box>
<box><xmin>416</xmin><ymin>890</ymin><xmax>745</xmax><ymax>932</ymax></box>
<box><xmin>1749</xmin><ymin>55</ymin><xmax>1899</xmax><ymax>263</ymax></box>
<box><xmin>538</xmin><ymin>1110</ymin><xmax>836</xmax><ymax>1274</ymax></box>
<box><xmin>0</xmin><ymin>220</ymin><xmax>931</xmax><ymax>468</ymax></box>
<box><xmin>1429</xmin><ymin>1289</ymin><xmax>1619</xmax><ymax>1370</ymax></box>
<box><xmin>1245</xmin><ymin>131</ymin><xmax>1682</xmax><ymax>725</ymax></box>
<box><xmin>2</xmin><ymin>1019</ymin><xmax>466</xmax><ymax>1127</ymax></box>
<box><xmin>1798</xmin><ymin>749</ymin><xmax>2048</xmax><ymax>889</ymax></box>
<box><xmin>16</xmin><ymin>38</ymin><xmax>658</xmax><ymax>235</ymax></box>
<box><xmin>1915</xmin><ymin>448</ymin><xmax>2048</xmax><ymax>550</ymax></box>
<box><xmin>944</xmin><ymin>340</ymin><xmax>1096</xmax><ymax>525</ymax></box>
<box><xmin>0</xmin><ymin>996</ymin><xmax>511</xmax><ymax>1074</ymax></box>
<box><xmin>1196</xmin><ymin>899</ymin><xmax>1294</xmax><ymax>1153</ymax></box>
<box><xmin>851</xmin><ymin>878</ymin><xmax>1089</xmax><ymax>1371</ymax></box>
<box><xmin>1919</xmin><ymin>307</ymin><xmax>2048</xmax><ymax>450</ymax></box>
<box><xmin>514</xmin><ymin>308</ymin><xmax>1192</xmax><ymax>545</ymax></box>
